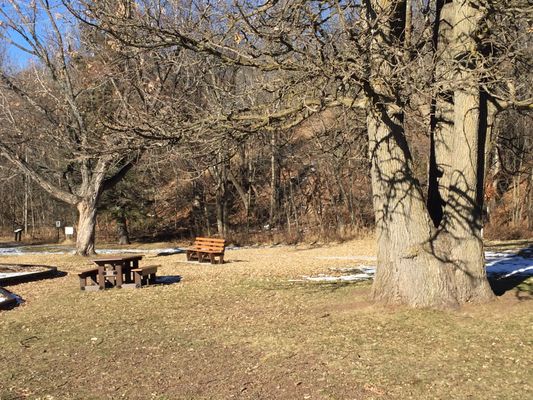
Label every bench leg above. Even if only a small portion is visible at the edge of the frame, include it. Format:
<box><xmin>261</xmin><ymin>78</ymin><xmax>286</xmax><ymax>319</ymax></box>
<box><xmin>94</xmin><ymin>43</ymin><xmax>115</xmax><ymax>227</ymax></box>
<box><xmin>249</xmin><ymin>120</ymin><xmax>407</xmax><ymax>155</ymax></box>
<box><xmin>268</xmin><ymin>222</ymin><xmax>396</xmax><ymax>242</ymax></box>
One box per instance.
<box><xmin>80</xmin><ymin>274</ymin><xmax>99</xmax><ymax>290</ymax></box>
<box><xmin>116</xmin><ymin>265</ymin><xmax>124</xmax><ymax>289</ymax></box>
<box><xmin>123</xmin><ymin>265</ymin><xmax>133</xmax><ymax>283</ymax></box>
<box><xmin>98</xmin><ymin>268</ymin><xmax>106</xmax><ymax>290</ymax></box>
<box><xmin>134</xmin><ymin>271</ymin><xmax>142</xmax><ymax>288</ymax></box>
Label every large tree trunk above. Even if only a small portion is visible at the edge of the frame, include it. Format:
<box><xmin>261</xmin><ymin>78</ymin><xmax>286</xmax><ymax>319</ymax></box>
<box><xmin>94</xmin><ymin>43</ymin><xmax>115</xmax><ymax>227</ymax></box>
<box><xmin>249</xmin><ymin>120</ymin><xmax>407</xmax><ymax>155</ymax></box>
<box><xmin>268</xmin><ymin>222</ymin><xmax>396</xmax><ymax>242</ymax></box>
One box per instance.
<box><xmin>0</xmin><ymin>137</ymin><xmax>138</xmax><ymax>256</ymax></box>
<box><xmin>367</xmin><ymin>0</ymin><xmax>493</xmax><ymax>308</ymax></box>
<box><xmin>76</xmin><ymin>197</ymin><xmax>99</xmax><ymax>256</ymax></box>
<box><xmin>428</xmin><ymin>0</ymin><xmax>454</xmax><ymax>227</ymax></box>
<box><xmin>367</xmin><ymin>104</ymin><xmax>459</xmax><ymax>308</ymax></box>
<box><xmin>438</xmin><ymin>0</ymin><xmax>493</xmax><ymax>302</ymax></box>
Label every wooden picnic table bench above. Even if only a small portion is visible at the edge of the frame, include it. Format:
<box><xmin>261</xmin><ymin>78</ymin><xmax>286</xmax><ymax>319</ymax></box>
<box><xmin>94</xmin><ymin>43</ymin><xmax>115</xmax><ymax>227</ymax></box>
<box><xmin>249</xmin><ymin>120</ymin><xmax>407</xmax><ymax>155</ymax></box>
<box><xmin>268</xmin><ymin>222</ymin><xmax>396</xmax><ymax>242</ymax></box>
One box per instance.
<box><xmin>129</xmin><ymin>265</ymin><xmax>159</xmax><ymax>288</ymax></box>
<box><xmin>89</xmin><ymin>254</ymin><xmax>144</xmax><ymax>290</ymax></box>
<box><xmin>78</xmin><ymin>267</ymin><xmax>99</xmax><ymax>291</ymax></box>
<box><xmin>186</xmin><ymin>237</ymin><xmax>226</xmax><ymax>264</ymax></box>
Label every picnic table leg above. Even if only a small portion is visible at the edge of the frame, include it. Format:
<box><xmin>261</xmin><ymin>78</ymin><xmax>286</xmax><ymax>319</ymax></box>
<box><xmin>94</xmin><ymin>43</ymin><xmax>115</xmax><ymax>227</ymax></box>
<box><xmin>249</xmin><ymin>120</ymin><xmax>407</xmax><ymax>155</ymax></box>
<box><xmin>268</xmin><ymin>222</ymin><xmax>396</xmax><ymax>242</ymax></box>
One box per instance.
<box><xmin>116</xmin><ymin>264</ymin><xmax>123</xmax><ymax>288</ymax></box>
<box><xmin>123</xmin><ymin>261</ymin><xmax>132</xmax><ymax>283</ymax></box>
<box><xmin>134</xmin><ymin>270</ymin><xmax>142</xmax><ymax>288</ymax></box>
<box><xmin>98</xmin><ymin>266</ymin><xmax>105</xmax><ymax>290</ymax></box>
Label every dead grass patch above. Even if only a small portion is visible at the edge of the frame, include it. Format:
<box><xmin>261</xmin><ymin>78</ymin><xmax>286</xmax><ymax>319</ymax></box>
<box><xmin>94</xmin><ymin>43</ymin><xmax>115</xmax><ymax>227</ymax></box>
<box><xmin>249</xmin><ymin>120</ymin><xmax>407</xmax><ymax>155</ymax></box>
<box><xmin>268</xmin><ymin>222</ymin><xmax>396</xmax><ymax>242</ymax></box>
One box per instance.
<box><xmin>0</xmin><ymin>239</ymin><xmax>531</xmax><ymax>399</ymax></box>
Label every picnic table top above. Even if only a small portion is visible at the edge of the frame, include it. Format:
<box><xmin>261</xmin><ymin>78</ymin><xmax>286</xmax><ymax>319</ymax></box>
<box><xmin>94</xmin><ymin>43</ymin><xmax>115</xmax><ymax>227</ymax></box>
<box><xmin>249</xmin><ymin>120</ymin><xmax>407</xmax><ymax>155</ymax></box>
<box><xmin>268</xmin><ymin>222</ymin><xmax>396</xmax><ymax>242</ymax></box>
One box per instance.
<box><xmin>90</xmin><ymin>254</ymin><xmax>144</xmax><ymax>264</ymax></box>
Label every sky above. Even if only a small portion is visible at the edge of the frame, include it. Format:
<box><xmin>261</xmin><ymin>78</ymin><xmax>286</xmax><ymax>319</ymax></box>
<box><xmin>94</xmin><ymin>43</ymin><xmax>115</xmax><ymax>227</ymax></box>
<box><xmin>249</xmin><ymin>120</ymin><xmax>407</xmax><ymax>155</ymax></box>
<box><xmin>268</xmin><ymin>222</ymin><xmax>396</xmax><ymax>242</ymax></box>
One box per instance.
<box><xmin>0</xmin><ymin>0</ymin><xmax>73</xmax><ymax>70</ymax></box>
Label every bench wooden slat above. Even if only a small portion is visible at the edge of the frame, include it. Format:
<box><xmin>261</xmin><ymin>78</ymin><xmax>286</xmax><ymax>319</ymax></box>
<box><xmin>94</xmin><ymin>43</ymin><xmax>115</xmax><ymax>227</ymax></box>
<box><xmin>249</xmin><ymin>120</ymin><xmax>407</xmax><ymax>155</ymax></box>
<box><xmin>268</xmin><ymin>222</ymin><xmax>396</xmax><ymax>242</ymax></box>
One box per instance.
<box><xmin>186</xmin><ymin>237</ymin><xmax>226</xmax><ymax>264</ymax></box>
<box><xmin>194</xmin><ymin>237</ymin><xmax>226</xmax><ymax>242</ymax></box>
<box><xmin>191</xmin><ymin>247</ymin><xmax>224</xmax><ymax>252</ymax></box>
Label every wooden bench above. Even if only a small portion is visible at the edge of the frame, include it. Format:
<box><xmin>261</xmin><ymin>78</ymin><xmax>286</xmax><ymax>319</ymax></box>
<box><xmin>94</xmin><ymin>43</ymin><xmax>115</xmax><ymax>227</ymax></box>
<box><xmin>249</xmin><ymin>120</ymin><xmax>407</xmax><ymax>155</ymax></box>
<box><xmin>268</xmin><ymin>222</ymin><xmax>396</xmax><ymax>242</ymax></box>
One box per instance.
<box><xmin>78</xmin><ymin>268</ymin><xmax>100</xmax><ymax>291</ymax></box>
<box><xmin>186</xmin><ymin>237</ymin><xmax>226</xmax><ymax>264</ymax></box>
<box><xmin>130</xmin><ymin>265</ymin><xmax>159</xmax><ymax>288</ymax></box>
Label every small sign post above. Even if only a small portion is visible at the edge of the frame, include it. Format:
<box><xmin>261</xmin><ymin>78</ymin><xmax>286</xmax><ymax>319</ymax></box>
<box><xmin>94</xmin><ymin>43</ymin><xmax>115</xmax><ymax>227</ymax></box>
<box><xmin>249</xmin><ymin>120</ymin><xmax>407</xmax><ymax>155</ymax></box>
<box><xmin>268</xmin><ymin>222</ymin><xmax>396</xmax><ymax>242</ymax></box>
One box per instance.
<box><xmin>14</xmin><ymin>228</ymin><xmax>23</xmax><ymax>242</ymax></box>
<box><xmin>55</xmin><ymin>221</ymin><xmax>62</xmax><ymax>242</ymax></box>
<box><xmin>65</xmin><ymin>226</ymin><xmax>74</xmax><ymax>241</ymax></box>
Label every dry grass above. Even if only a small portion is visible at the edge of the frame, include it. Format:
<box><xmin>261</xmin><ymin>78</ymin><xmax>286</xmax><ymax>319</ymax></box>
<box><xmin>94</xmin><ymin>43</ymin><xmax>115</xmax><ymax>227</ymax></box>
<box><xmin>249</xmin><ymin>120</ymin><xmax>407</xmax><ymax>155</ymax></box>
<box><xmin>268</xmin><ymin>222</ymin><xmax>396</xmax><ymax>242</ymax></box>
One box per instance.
<box><xmin>0</xmin><ymin>239</ymin><xmax>532</xmax><ymax>400</ymax></box>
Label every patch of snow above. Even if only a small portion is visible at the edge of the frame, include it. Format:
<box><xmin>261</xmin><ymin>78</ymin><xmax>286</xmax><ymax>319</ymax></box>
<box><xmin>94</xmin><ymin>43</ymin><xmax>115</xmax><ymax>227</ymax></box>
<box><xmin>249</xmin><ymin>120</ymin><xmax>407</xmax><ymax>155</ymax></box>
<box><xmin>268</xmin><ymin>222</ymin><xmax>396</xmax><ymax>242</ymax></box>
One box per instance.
<box><xmin>501</xmin><ymin>266</ymin><xmax>533</xmax><ymax>279</ymax></box>
<box><xmin>317</xmin><ymin>256</ymin><xmax>377</xmax><ymax>261</ymax></box>
<box><xmin>329</xmin><ymin>266</ymin><xmax>375</xmax><ymax>274</ymax></box>
<box><xmin>290</xmin><ymin>273</ymin><xmax>373</xmax><ymax>283</ymax></box>
<box><xmin>291</xmin><ymin>264</ymin><xmax>375</xmax><ymax>283</ymax></box>
<box><xmin>0</xmin><ymin>246</ymin><xmax>182</xmax><ymax>256</ymax></box>
<box><xmin>302</xmin><ymin>251</ymin><xmax>532</xmax><ymax>284</ymax></box>
<box><xmin>95</xmin><ymin>248</ymin><xmax>180</xmax><ymax>255</ymax></box>
<box><xmin>485</xmin><ymin>251</ymin><xmax>533</xmax><ymax>280</ymax></box>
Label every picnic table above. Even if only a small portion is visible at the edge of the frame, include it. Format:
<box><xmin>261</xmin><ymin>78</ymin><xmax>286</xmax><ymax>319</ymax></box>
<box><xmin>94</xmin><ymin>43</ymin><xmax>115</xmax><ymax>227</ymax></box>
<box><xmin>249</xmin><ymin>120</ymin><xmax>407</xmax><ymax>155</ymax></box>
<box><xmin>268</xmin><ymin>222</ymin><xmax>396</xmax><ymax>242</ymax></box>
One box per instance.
<box><xmin>89</xmin><ymin>254</ymin><xmax>144</xmax><ymax>290</ymax></box>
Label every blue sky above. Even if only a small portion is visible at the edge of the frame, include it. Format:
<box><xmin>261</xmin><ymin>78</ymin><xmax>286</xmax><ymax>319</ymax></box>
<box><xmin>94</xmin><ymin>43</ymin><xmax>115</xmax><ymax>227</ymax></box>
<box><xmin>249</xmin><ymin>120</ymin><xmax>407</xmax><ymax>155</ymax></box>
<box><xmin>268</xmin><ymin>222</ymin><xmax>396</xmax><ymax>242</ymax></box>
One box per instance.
<box><xmin>0</xmin><ymin>0</ymin><xmax>73</xmax><ymax>70</ymax></box>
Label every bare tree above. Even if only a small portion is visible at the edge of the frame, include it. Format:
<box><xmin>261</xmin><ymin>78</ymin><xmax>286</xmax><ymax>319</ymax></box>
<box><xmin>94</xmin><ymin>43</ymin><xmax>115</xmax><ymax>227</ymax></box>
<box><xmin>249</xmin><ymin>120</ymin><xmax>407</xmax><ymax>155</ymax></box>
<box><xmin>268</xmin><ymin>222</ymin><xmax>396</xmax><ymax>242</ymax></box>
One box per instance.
<box><xmin>70</xmin><ymin>0</ymin><xmax>531</xmax><ymax>306</ymax></box>
<box><xmin>0</xmin><ymin>1</ymin><xmax>143</xmax><ymax>255</ymax></box>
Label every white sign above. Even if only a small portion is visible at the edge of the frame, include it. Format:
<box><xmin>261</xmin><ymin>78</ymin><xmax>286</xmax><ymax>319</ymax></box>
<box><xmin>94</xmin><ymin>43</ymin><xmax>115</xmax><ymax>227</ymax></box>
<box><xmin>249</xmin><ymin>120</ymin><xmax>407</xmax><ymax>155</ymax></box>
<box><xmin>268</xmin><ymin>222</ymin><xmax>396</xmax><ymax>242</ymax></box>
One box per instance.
<box><xmin>55</xmin><ymin>221</ymin><xmax>62</xmax><ymax>228</ymax></box>
<box><xmin>65</xmin><ymin>226</ymin><xmax>74</xmax><ymax>235</ymax></box>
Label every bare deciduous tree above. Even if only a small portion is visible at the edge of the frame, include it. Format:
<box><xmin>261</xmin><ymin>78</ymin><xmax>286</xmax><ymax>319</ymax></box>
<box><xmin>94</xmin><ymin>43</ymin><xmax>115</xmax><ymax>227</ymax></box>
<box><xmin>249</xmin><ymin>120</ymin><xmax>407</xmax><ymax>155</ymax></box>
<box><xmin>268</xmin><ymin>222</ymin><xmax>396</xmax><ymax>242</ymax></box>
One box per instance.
<box><xmin>69</xmin><ymin>0</ymin><xmax>531</xmax><ymax>307</ymax></box>
<box><xmin>0</xmin><ymin>1</ymin><xmax>143</xmax><ymax>255</ymax></box>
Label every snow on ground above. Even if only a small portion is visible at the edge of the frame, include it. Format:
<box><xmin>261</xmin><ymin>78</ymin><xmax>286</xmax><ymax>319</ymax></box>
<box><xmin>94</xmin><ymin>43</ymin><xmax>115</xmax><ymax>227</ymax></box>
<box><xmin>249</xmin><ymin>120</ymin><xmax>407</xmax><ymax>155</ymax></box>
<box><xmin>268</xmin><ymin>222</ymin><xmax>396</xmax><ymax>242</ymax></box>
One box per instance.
<box><xmin>0</xmin><ymin>246</ymin><xmax>181</xmax><ymax>256</ymax></box>
<box><xmin>316</xmin><ymin>255</ymin><xmax>377</xmax><ymax>261</ymax></box>
<box><xmin>0</xmin><ymin>270</ymin><xmax>40</xmax><ymax>279</ymax></box>
<box><xmin>291</xmin><ymin>266</ymin><xmax>376</xmax><ymax>283</ymax></box>
<box><xmin>0</xmin><ymin>244</ymin><xmax>531</xmax><ymax>283</ymax></box>
<box><xmin>301</xmin><ymin>251</ymin><xmax>533</xmax><ymax>283</ymax></box>
<box><xmin>485</xmin><ymin>251</ymin><xmax>533</xmax><ymax>279</ymax></box>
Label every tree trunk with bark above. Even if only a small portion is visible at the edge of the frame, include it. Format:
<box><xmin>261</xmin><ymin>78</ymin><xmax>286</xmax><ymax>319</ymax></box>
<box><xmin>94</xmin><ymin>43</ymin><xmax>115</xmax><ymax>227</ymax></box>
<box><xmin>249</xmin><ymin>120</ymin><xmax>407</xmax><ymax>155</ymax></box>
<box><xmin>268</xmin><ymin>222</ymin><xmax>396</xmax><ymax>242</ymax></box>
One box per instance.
<box><xmin>76</xmin><ymin>197</ymin><xmax>100</xmax><ymax>256</ymax></box>
<box><xmin>367</xmin><ymin>0</ymin><xmax>493</xmax><ymax>308</ymax></box>
<box><xmin>0</xmin><ymin>140</ymin><xmax>138</xmax><ymax>255</ymax></box>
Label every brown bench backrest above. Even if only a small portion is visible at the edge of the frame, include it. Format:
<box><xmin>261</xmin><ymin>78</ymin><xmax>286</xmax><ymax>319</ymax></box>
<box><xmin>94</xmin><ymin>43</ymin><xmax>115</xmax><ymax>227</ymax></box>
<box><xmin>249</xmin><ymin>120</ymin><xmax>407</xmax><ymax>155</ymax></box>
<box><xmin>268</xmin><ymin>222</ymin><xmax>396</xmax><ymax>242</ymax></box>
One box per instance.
<box><xmin>192</xmin><ymin>237</ymin><xmax>226</xmax><ymax>253</ymax></box>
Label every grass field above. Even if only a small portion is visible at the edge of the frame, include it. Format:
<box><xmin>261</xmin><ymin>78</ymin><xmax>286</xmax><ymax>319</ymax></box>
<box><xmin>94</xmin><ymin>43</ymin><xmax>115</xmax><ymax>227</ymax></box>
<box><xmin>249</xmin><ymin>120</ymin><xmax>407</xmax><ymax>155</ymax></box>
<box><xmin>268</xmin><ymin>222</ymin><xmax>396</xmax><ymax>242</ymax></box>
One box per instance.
<box><xmin>1</xmin><ymin>239</ymin><xmax>532</xmax><ymax>399</ymax></box>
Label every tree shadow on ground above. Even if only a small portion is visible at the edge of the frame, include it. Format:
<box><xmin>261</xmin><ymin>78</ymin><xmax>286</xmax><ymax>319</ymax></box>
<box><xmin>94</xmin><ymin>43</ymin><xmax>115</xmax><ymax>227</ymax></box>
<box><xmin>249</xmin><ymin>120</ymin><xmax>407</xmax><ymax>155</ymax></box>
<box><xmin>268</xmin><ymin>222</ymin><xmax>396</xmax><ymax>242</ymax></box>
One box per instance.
<box><xmin>155</xmin><ymin>275</ymin><xmax>182</xmax><ymax>285</ymax></box>
<box><xmin>156</xmin><ymin>249</ymin><xmax>185</xmax><ymax>256</ymax></box>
